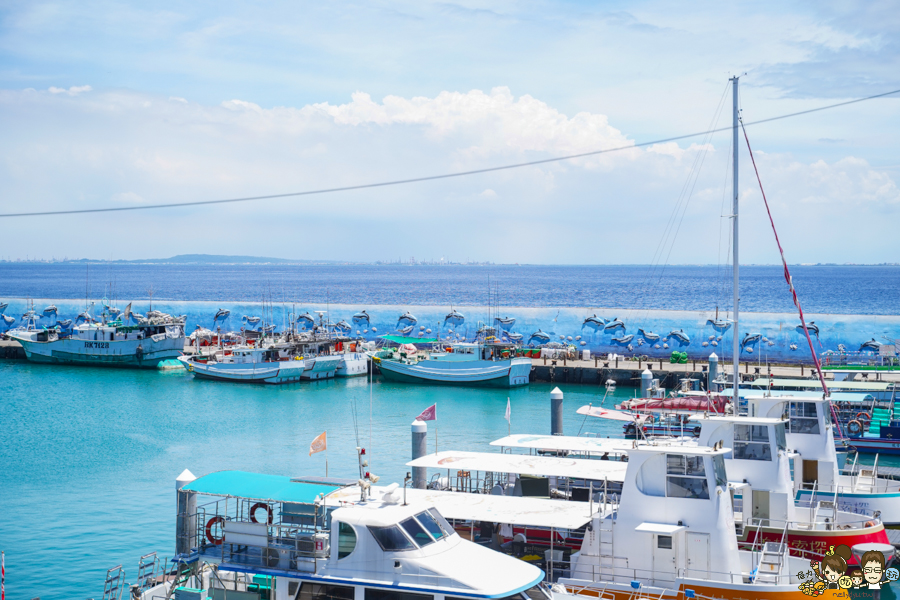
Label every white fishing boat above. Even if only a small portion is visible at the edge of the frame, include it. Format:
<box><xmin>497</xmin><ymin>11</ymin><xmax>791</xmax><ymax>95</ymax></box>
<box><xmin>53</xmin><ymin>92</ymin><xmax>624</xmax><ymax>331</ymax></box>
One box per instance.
<box><xmin>374</xmin><ymin>340</ymin><xmax>531</xmax><ymax>387</ymax></box>
<box><xmin>127</xmin><ymin>469</ymin><xmax>548</xmax><ymax>600</ymax></box>
<box><xmin>180</xmin><ymin>345</ymin><xmax>343</xmax><ymax>383</ymax></box>
<box><xmin>7</xmin><ymin>310</ymin><xmax>185</xmax><ymax>368</ymax></box>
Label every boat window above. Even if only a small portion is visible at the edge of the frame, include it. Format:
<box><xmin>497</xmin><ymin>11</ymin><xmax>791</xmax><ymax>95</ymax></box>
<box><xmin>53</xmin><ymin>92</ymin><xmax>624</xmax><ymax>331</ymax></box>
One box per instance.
<box><xmin>733</xmin><ymin>425</ymin><xmax>772</xmax><ymax>461</ymax></box>
<box><xmin>774</xmin><ymin>423</ymin><xmax>787</xmax><ymax>451</ymax></box>
<box><xmin>368</xmin><ymin>525</ymin><xmax>415</xmax><ymax>551</ymax></box>
<box><xmin>666</xmin><ymin>454</ymin><xmax>710</xmax><ymax>499</ymax></box>
<box><xmin>712</xmin><ymin>454</ymin><xmax>727</xmax><ymax>488</ymax></box>
<box><xmin>400</xmin><ymin>516</ymin><xmax>434</xmax><ymax>547</ymax></box>
<box><xmin>337</xmin><ymin>521</ymin><xmax>357</xmax><ymax>559</ymax></box>
<box><xmin>658</xmin><ymin>535</ymin><xmax>673</xmax><ymax>549</ymax></box>
<box><xmin>298</xmin><ymin>583</ymin><xmax>355</xmax><ymax>600</ymax></box>
<box><xmin>426</xmin><ymin>508</ymin><xmax>455</xmax><ymax>537</ymax></box>
<box><xmin>786</xmin><ymin>402</ymin><xmax>820</xmax><ymax>434</ymax></box>
<box><xmin>415</xmin><ymin>511</ymin><xmax>445</xmax><ymax>541</ymax></box>
<box><xmin>365</xmin><ymin>590</ymin><xmax>433</xmax><ymax>600</ymax></box>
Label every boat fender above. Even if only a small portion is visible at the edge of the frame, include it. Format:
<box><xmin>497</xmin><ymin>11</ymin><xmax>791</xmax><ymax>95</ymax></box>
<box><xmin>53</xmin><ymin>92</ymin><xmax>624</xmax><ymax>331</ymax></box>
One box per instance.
<box><xmin>250</xmin><ymin>502</ymin><xmax>273</xmax><ymax>525</ymax></box>
<box><xmin>206</xmin><ymin>516</ymin><xmax>225</xmax><ymax>545</ymax></box>
<box><xmin>847</xmin><ymin>420</ymin><xmax>863</xmax><ymax>436</ymax></box>
<box><xmin>865</xmin><ymin>521</ymin><xmax>876</xmax><ymax>528</ymax></box>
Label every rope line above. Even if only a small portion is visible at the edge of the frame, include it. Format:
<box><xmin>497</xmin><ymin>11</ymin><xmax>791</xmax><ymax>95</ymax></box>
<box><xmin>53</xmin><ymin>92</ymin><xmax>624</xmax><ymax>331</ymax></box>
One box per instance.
<box><xmin>2</xmin><ymin>87</ymin><xmax>898</xmax><ymax>219</ymax></box>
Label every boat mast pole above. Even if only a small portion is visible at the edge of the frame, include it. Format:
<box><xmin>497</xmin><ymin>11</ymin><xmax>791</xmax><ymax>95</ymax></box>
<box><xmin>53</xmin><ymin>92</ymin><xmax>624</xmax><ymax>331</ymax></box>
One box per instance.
<box><xmin>731</xmin><ymin>76</ymin><xmax>740</xmax><ymax>407</ymax></box>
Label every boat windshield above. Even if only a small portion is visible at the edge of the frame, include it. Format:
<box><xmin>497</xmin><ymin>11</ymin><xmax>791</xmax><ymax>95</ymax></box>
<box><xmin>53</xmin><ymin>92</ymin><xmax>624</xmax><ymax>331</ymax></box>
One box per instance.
<box><xmin>368</xmin><ymin>525</ymin><xmax>415</xmax><ymax>551</ymax></box>
<box><xmin>774</xmin><ymin>423</ymin><xmax>787</xmax><ymax>451</ymax></box>
<box><xmin>415</xmin><ymin>510</ymin><xmax>446</xmax><ymax>541</ymax></box>
<box><xmin>400</xmin><ymin>516</ymin><xmax>435</xmax><ymax>547</ymax></box>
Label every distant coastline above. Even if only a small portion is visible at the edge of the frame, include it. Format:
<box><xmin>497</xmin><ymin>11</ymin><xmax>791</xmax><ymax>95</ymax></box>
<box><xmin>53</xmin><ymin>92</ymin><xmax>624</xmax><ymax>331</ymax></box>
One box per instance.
<box><xmin>0</xmin><ymin>254</ymin><xmax>897</xmax><ymax>267</ymax></box>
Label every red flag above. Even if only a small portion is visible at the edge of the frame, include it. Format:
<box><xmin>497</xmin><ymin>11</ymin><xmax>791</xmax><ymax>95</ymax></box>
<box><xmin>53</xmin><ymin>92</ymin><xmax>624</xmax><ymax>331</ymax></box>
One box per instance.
<box><xmin>2</xmin><ymin>550</ymin><xmax>5</xmax><ymax>600</ymax></box>
<box><xmin>416</xmin><ymin>404</ymin><xmax>436</xmax><ymax>421</ymax></box>
<box><xmin>309</xmin><ymin>431</ymin><xmax>327</xmax><ymax>456</ymax></box>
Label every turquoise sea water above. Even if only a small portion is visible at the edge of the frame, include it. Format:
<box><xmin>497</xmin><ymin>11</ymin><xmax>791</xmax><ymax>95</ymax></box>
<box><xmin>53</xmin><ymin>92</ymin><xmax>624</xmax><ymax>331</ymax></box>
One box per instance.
<box><xmin>0</xmin><ymin>362</ymin><xmax>628</xmax><ymax>600</ymax></box>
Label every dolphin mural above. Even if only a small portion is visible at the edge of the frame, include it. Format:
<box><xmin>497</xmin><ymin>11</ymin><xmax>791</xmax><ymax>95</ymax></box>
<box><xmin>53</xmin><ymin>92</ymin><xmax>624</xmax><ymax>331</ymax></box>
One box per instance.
<box><xmin>397</xmin><ymin>325</ymin><xmax>414</xmax><ymax>335</ymax></box>
<box><xmin>582</xmin><ymin>315</ymin><xmax>606</xmax><ymax>330</ymax></box>
<box><xmin>667</xmin><ymin>329</ymin><xmax>691</xmax><ymax>344</ymax></box>
<box><xmin>494</xmin><ymin>316</ymin><xmax>516</xmax><ymax>330</ymax></box>
<box><xmin>741</xmin><ymin>333</ymin><xmax>762</xmax><ymax>347</ymax></box>
<box><xmin>860</xmin><ymin>339</ymin><xmax>882</xmax><ymax>352</ymax></box>
<box><xmin>0</xmin><ymin>302</ymin><xmax>8</xmax><ymax>312</ymax></box>
<box><xmin>638</xmin><ymin>328</ymin><xmax>660</xmax><ymax>341</ymax></box>
<box><xmin>262</xmin><ymin>324</ymin><xmax>276</xmax><ymax>334</ymax></box>
<box><xmin>214</xmin><ymin>308</ymin><xmax>230</xmax><ymax>320</ymax></box>
<box><xmin>333</xmin><ymin>320</ymin><xmax>351</xmax><ymax>331</ymax></box>
<box><xmin>505</xmin><ymin>331</ymin><xmax>524</xmax><ymax>342</ymax></box>
<box><xmin>796</xmin><ymin>322</ymin><xmax>820</xmax><ymax>337</ymax></box>
<box><xmin>352</xmin><ymin>310</ymin><xmax>371</xmax><ymax>326</ymax></box>
<box><xmin>529</xmin><ymin>330</ymin><xmax>551</xmax><ymax>344</ymax></box>
<box><xmin>296</xmin><ymin>312</ymin><xmax>316</xmax><ymax>326</ymax></box>
<box><xmin>706</xmin><ymin>318</ymin><xmax>732</xmax><ymax>332</ymax></box>
<box><xmin>604</xmin><ymin>318</ymin><xmax>625</xmax><ymax>332</ymax></box>
<box><xmin>243</xmin><ymin>316</ymin><xmax>261</xmax><ymax>324</ymax></box>
<box><xmin>1</xmin><ymin>314</ymin><xmax>14</xmax><ymax>326</ymax></box>
<box><xmin>612</xmin><ymin>334</ymin><xmax>635</xmax><ymax>345</ymax></box>
<box><xmin>444</xmin><ymin>309</ymin><xmax>465</xmax><ymax>326</ymax></box>
<box><xmin>43</xmin><ymin>305</ymin><xmax>58</xmax><ymax>314</ymax></box>
<box><xmin>398</xmin><ymin>311</ymin><xmax>417</xmax><ymax>326</ymax></box>
<box><xmin>57</xmin><ymin>319</ymin><xmax>72</xmax><ymax>328</ymax></box>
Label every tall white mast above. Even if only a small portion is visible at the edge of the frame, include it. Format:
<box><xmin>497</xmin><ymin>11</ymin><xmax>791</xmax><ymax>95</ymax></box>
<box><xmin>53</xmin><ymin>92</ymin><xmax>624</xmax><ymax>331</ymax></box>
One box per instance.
<box><xmin>731</xmin><ymin>76</ymin><xmax>740</xmax><ymax>405</ymax></box>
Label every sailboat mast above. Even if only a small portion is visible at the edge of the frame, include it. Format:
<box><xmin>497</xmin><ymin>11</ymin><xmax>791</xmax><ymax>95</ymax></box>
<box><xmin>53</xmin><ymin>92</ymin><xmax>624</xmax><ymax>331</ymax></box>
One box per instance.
<box><xmin>731</xmin><ymin>76</ymin><xmax>740</xmax><ymax>405</ymax></box>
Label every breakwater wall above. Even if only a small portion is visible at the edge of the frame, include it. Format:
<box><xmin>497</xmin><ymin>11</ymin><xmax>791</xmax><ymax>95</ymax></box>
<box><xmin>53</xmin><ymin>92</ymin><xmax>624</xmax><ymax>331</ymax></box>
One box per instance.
<box><xmin>1</xmin><ymin>299</ymin><xmax>897</xmax><ymax>363</ymax></box>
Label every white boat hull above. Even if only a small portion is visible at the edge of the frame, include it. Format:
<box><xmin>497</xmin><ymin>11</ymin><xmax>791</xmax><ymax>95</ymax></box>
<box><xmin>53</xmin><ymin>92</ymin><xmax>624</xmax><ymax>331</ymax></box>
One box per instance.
<box><xmin>11</xmin><ymin>333</ymin><xmax>185</xmax><ymax>368</ymax></box>
<box><xmin>376</xmin><ymin>356</ymin><xmax>531</xmax><ymax>387</ymax></box>
<box><xmin>181</xmin><ymin>354</ymin><xmax>344</xmax><ymax>384</ymax></box>
<box><xmin>336</xmin><ymin>352</ymin><xmax>368</xmax><ymax>377</ymax></box>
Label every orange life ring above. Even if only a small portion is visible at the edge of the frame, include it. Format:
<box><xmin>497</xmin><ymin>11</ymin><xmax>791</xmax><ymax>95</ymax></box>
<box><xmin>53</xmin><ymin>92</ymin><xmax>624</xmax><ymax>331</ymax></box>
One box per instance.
<box><xmin>206</xmin><ymin>516</ymin><xmax>225</xmax><ymax>545</ymax></box>
<box><xmin>847</xmin><ymin>420</ymin><xmax>863</xmax><ymax>436</ymax></box>
<box><xmin>865</xmin><ymin>520</ymin><xmax>876</xmax><ymax>528</ymax></box>
<box><xmin>250</xmin><ymin>502</ymin><xmax>273</xmax><ymax>525</ymax></box>
<box><xmin>857</xmin><ymin>412</ymin><xmax>871</xmax><ymax>422</ymax></box>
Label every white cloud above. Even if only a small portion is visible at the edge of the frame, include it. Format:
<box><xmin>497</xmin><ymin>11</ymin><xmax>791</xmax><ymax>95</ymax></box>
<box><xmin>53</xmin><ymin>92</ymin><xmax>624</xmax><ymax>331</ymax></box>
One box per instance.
<box><xmin>48</xmin><ymin>85</ymin><xmax>92</xmax><ymax>96</ymax></box>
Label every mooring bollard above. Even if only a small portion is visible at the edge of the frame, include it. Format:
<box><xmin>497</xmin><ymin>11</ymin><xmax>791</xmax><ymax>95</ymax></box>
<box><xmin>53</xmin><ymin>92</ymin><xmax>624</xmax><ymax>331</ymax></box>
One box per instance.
<box><xmin>708</xmin><ymin>352</ymin><xmax>718</xmax><ymax>391</ymax></box>
<box><xmin>412</xmin><ymin>420</ymin><xmax>427</xmax><ymax>489</ymax></box>
<box><xmin>551</xmin><ymin>387</ymin><xmax>564</xmax><ymax>436</ymax></box>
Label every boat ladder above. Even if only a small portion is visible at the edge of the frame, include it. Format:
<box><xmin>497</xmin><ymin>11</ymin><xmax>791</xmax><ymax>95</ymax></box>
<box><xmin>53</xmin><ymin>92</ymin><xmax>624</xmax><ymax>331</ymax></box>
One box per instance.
<box><xmin>597</xmin><ymin>515</ymin><xmax>616</xmax><ymax>572</ymax></box>
<box><xmin>754</xmin><ymin>523</ymin><xmax>789</xmax><ymax>585</ymax></box>
<box><xmin>101</xmin><ymin>565</ymin><xmax>125</xmax><ymax>600</ymax></box>
<box><xmin>855</xmin><ymin>454</ymin><xmax>879</xmax><ymax>493</ymax></box>
<box><xmin>136</xmin><ymin>552</ymin><xmax>162</xmax><ymax>594</ymax></box>
<box><xmin>813</xmin><ymin>500</ymin><xmax>836</xmax><ymax>527</ymax></box>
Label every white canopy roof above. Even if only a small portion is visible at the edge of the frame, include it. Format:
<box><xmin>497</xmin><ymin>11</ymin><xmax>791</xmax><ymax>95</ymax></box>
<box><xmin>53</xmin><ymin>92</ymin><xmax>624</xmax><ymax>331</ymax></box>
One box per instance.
<box><xmin>406</xmin><ymin>451</ymin><xmax>629</xmax><ymax>482</ymax></box>
<box><xmin>325</xmin><ymin>486</ymin><xmax>595</xmax><ymax>529</ymax></box>
<box><xmin>490</xmin><ymin>434</ymin><xmax>634</xmax><ymax>455</ymax></box>
<box><xmin>635</xmin><ymin>522</ymin><xmax>685</xmax><ymax>535</ymax></box>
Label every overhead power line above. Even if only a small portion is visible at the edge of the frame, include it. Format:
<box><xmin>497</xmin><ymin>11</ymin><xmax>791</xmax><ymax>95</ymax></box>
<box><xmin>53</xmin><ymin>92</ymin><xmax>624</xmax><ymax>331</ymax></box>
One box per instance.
<box><xmin>2</xmin><ymin>86</ymin><xmax>898</xmax><ymax>219</ymax></box>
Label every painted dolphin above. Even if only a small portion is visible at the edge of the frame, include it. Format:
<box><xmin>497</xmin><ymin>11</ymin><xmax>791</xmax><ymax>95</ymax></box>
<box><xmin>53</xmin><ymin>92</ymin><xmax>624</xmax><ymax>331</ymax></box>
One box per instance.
<box><xmin>333</xmin><ymin>320</ymin><xmax>351</xmax><ymax>331</ymax></box>
<box><xmin>57</xmin><ymin>319</ymin><xmax>72</xmax><ymax>328</ymax></box>
<box><xmin>262</xmin><ymin>324</ymin><xmax>276</xmax><ymax>334</ymax></box>
<box><xmin>612</xmin><ymin>334</ymin><xmax>635</xmax><ymax>345</ymax></box>
<box><xmin>529</xmin><ymin>330</ymin><xmax>551</xmax><ymax>344</ymax></box>
<box><xmin>667</xmin><ymin>329</ymin><xmax>690</xmax><ymax>344</ymax></box>
<box><xmin>1</xmin><ymin>314</ymin><xmax>14</xmax><ymax>325</ymax></box>
<box><xmin>43</xmin><ymin>305</ymin><xmax>58</xmax><ymax>314</ymax></box>
<box><xmin>796</xmin><ymin>322</ymin><xmax>820</xmax><ymax>337</ymax></box>
<box><xmin>494</xmin><ymin>316</ymin><xmax>516</xmax><ymax>329</ymax></box>
<box><xmin>352</xmin><ymin>310</ymin><xmax>371</xmax><ymax>326</ymax></box>
<box><xmin>296</xmin><ymin>312</ymin><xmax>316</xmax><ymax>325</ymax></box>
<box><xmin>244</xmin><ymin>316</ymin><xmax>261</xmax><ymax>324</ymax></box>
<box><xmin>706</xmin><ymin>319</ymin><xmax>732</xmax><ymax>331</ymax></box>
<box><xmin>444</xmin><ymin>309</ymin><xmax>465</xmax><ymax>325</ymax></box>
<box><xmin>860</xmin><ymin>339</ymin><xmax>882</xmax><ymax>352</ymax></box>
<box><xmin>604</xmin><ymin>318</ymin><xmax>625</xmax><ymax>332</ymax></box>
<box><xmin>505</xmin><ymin>331</ymin><xmax>524</xmax><ymax>342</ymax></box>
<box><xmin>130</xmin><ymin>312</ymin><xmax>144</xmax><ymax>320</ymax></box>
<box><xmin>741</xmin><ymin>332</ymin><xmax>762</xmax><ymax>346</ymax></box>
<box><xmin>214</xmin><ymin>308</ymin><xmax>230</xmax><ymax>320</ymax></box>
<box><xmin>108</xmin><ymin>306</ymin><xmax>121</xmax><ymax>316</ymax></box>
<box><xmin>0</xmin><ymin>302</ymin><xmax>7</xmax><ymax>312</ymax></box>
<box><xmin>582</xmin><ymin>315</ymin><xmax>606</xmax><ymax>329</ymax></box>
<box><xmin>175</xmin><ymin>315</ymin><xmax>187</xmax><ymax>322</ymax></box>
<box><xmin>638</xmin><ymin>328</ymin><xmax>660</xmax><ymax>341</ymax></box>
<box><xmin>397</xmin><ymin>325</ymin><xmax>414</xmax><ymax>335</ymax></box>
<box><xmin>76</xmin><ymin>310</ymin><xmax>92</xmax><ymax>322</ymax></box>
<box><xmin>398</xmin><ymin>311</ymin><xmax>417</xmax><ymax>326</ymax></box>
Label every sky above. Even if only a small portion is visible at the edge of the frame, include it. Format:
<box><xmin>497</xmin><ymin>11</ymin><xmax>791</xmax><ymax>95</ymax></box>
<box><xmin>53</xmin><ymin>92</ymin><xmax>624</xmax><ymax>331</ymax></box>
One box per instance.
<box><xmin>0</xmin><ymin>0</ymin><xmax>898</xmax><ymax>264</ymax></box>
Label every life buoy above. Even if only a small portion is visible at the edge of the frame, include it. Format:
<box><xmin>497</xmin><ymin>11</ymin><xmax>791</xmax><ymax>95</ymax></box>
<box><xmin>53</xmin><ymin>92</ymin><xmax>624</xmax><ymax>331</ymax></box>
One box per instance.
<box><xmin>856</xmin><ymin>412</ymin><xmax>870</xmax><ymax>422</ymax></box>
<box><xmin>250</xmin><ymin>502</ymin><xmax>273</xmax><ymax>525</ymax></box>
<box><xmin>864</xmin><ymin>521</ymin><xmax>876</xmax><ymax>528</ymax></box>
<box><xmin>847</xmin><ymin>420</ymin><xmax>863</xmax><ymax>436</ymax></box>
<box><xmin>692</xmin><ymin>426</ymin><xmax>701</xmax><ymax>438</ymax></box>
<box><xmin>206</xmin><ymin>516</ymin><xmax>225</xmax><ymax>545</ymax></box>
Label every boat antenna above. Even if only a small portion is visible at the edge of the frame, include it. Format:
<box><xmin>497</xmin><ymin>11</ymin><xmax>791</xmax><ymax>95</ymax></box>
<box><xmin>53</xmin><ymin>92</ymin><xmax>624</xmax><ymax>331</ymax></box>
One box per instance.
<box><xmin>730</xmin><ymin>75</ymin><xmax>740</xmax><ymax>410</ymax></box>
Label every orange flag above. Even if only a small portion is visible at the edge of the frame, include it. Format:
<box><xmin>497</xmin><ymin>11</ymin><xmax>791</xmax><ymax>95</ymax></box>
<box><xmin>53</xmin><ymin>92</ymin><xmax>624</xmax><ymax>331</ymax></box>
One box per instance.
<box><xmin>309</xmin><ymin>431</ymin><xmax>327</xmax><ymax>456</ymax></box>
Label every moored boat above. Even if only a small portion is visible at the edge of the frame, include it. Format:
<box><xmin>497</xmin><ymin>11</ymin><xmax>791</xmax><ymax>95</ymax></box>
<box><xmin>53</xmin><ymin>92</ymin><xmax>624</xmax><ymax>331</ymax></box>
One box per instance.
<box><xmin>374</xmin><ymin>340</ymin><xmax>530</xmax><ymax>387</ymax></box>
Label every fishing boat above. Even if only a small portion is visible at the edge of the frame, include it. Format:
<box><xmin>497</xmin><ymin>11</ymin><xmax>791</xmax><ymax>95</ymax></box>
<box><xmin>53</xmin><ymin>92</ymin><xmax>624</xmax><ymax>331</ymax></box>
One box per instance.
<box><xmin>373</xmin><ymin>338</ymin><xmax>531</xmax><ymax>387</ymax></box>
<box><xmin>180</xmin><ymin>342</ymin><xmax>344</xmax><ymax>383</ymax></box>
<box><xmin>127</xmin><ymin>469</ymin><xmax>548</xmax><ymax>600</ymax></box>
<box><xmin>7</xmin><ymin>309</ymin><xmax>185</xmax><ymax>368</ymax></box>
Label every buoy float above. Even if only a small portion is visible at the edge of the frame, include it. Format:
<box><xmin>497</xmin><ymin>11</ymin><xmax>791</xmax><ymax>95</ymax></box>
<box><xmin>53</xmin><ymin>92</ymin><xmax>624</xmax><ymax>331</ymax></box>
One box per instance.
<box><xmin>206</xmin><ymin>516</ymin><xmax>225</xmax><ymax>545</ymax></box>
<box><xmin>250</xmin><ymin>502</ymin><xmax>273</xmax><ymax>525</ymax></box>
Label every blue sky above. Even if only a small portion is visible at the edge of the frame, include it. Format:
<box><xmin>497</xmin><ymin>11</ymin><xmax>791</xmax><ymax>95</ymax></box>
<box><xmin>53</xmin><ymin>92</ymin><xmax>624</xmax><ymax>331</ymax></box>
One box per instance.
<box><xmin>0</xmin><ymin>0</ymin><xmax>898</xmax><ymax>263</ymax></box>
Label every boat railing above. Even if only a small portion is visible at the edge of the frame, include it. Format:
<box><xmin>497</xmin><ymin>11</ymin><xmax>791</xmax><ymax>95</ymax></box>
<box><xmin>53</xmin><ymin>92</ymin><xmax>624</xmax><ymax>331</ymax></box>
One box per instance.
<box><xmin>566</xmin><ymin>561</ymin><xmax>791</xmax><ymax>587</ymax></box>
<box><xmin>745</xmin><ymin>510</ymin><xmax>877</xmax><ymax>533</ymax></box>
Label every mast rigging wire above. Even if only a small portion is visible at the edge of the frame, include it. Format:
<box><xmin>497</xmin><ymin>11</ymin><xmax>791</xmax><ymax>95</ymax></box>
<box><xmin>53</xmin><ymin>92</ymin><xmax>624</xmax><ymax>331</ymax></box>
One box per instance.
<box><xmin>1</xmin><ymin>87</ymin><xmax>898</xmax><ymax>219</ymax></box>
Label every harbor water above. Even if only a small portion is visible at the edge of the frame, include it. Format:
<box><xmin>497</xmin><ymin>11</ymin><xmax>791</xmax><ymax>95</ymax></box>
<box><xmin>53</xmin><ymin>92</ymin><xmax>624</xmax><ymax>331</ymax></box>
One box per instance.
<box><xmin>0</xmin><ymin>361</ymin><xmax>627</xmax><ymax>600</ymax></box>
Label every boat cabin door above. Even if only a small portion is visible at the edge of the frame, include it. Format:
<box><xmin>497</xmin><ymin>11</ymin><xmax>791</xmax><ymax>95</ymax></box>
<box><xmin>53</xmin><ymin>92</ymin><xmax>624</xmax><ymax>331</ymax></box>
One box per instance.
<box><xmin>652</xmin><ymin>534</ymin><xmax>678</xmax><ymax>583</ymax></box>
<box><xmin>686</xmin><ymin>532</ymin><xmax>710</xmax><ymax>578</ymax></box>
<box><xmin>802</xmin><ymin>460</ymin><xmax>819</xmax><ymax>489</ymax></box>
<box><xmin>752</xmin><ymin>490</ymin><xmax>770</xmax><ymax>522</ymax></box>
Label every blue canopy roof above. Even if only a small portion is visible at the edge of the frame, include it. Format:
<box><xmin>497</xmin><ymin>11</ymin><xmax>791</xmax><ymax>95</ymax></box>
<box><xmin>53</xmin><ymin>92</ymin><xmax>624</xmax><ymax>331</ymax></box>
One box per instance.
<box><xmin>182</xmin><ymin>470</ymin><xmax>340</xmax><ymax>503</ymax></box>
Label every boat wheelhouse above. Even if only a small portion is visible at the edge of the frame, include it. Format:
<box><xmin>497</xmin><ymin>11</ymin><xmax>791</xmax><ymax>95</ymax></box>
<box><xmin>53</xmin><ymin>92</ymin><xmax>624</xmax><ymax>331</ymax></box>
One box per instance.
<box><xmin>136</xmin><ymin>470</ymin><xmax>548</xmax><ymax>600</ymax></box>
